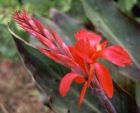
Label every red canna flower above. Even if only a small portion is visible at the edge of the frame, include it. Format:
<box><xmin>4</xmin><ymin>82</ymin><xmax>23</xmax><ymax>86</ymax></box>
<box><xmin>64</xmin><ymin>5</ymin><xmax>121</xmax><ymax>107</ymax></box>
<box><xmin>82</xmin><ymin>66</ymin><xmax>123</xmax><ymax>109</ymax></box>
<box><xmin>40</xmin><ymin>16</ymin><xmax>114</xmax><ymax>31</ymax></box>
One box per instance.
<box><xmin>59</xmin><ymin>29</ymin><xmax>131</xmax><ymax>106</ymax></box>
<box><xmin>13</xmin><ymin>11</ymin><xmax>131</xmax><ymax>107</ymax></box>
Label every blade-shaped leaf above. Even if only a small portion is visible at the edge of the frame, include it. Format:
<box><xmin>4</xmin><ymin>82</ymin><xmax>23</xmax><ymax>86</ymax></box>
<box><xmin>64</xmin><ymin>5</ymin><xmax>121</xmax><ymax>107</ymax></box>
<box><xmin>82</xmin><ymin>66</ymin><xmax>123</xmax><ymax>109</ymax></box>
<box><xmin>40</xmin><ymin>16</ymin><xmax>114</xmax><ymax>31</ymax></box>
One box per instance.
<box><xmin>81</xmin><ymin>0</ymin><xmax>140</xmax><ymax>81</ymax></box>
<box><xmin>118</xmin><ymin>0</ymin><xmax>137</xmax><ymax>13</ymax></box>
<box><xmin>111</xmin><ymin>82</ymin><xmax>139</xmax><ymax>113</ymax></box>
<box><xmin>136</xmin><ymin>82</ymin><xmax>140</xmax><ymax>109</ymax></box>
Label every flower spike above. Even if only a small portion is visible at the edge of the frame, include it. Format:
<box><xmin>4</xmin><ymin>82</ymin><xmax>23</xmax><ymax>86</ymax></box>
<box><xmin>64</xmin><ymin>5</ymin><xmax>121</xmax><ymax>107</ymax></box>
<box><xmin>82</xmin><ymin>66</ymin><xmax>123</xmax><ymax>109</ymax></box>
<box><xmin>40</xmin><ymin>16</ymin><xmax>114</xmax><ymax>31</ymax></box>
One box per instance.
<box><xmin>14</xmin><ymin>10</ymin><xmax>131</xmax><ymax>107</ymax></box>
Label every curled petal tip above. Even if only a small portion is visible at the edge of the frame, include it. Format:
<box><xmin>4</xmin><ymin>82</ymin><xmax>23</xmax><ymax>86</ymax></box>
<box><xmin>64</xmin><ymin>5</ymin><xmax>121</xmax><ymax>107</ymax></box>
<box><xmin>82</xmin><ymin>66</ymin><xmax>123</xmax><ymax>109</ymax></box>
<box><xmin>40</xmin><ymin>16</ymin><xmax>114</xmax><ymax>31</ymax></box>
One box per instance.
<box><xmin>59</xmin><ymin>72</ymin><xmax>81</xmax><ymax>96</ymax></box>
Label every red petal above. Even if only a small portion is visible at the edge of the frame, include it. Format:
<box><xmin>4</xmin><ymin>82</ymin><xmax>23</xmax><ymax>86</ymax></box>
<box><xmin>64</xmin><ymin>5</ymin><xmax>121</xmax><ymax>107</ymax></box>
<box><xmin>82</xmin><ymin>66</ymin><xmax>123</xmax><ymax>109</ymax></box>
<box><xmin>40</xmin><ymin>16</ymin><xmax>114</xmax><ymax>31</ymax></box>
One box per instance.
<box><xmin>75</xmin><ymin>76</ymin><xmax>85</xmax><ymax>84</ymax></box>
<box><xmin>75</xmin><ymin>29</ymin><xmax>101</xmax><ymax>46</ymax></box>
<box><xmin>50</xmin><ymin>29</ymin><xmax>71</xmax><ymax>56</ymax></box>
<box><xmin>75</xmin><ymin>39</ymin><xmax>90</xmax><ymax>56</ymax></box>
<box><xmin>94</xmin><ymin>63</ymin><xmax>113</xmax><ymax>98</ymax></box>
<box><xmin>73</xmin><ymin>39</ymin><xmax>93</xmax><ymax>63</ymax></box>
<box><xmin>33</xmin><ymin>19</ymin><xmax>53</xmax><ymax>41</ymax></box>
<box><xmin>34</xmin><ymin>18</ymin><xmax>46</xmax><ymax>34</ymax></box>
<box><xmin>102</xmin><ymin>45</ymin><xmax>131</xmax><ymax>67</ymax></box>
<box><xmin>59</xmin><ymin>72</ymin><xmax>82</xmax><ymax>96</ymax></box>
<box><xmin>39</xmin><ymin>48</ymin><xmax>77</xmax><ymax>68</ymax></box>
<box><xmin>36</xmin><ymin>33</ymin><xmax>56</xmax><ymax>49</ymax></box>
<box><xmin>69</xmin><ymin>46</ymin><xmax>86</xmax><ymax>71</ymax></box>
<box><xmin>87</xmin><ymin>64</ymin><xmax>94</xmax><ymax>87</ymax></box>
<box><xmin>78</xmin><ymin>82</ymin><xmax>88</xmax><ymax>107</ymax></box>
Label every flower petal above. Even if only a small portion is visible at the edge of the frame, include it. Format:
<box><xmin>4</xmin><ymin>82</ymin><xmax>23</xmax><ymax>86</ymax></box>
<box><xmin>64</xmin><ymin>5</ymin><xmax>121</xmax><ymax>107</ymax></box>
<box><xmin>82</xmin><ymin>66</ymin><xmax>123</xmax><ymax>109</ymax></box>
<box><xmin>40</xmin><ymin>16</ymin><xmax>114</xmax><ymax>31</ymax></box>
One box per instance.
<box><xmin>102</xmin><ymin>45</ymin><xmax>131</xmax><ymax>67</ymax></box>
<box><xmin>69</xmin><ymin>46</ymin><xmax>86</xmax><ymax>72</ymax></box>
<box><xmin>59</xmin><ymin>72</ymin><xmax>83</xmax><ymax>96</ymax></box>
<box><xmin>75</xmin><ymin>39</ymin><xmax>90</xmax><ymax>57</ymax></box>
<box><xmin>71</xmin><ymin>39</ymin><xmax>93</xmax><ymax>62</ymax></box>
<box><xmin>78</xmin><ymin>82</ymin><xmax>88</xmax><ymax>107</ymax></box>
<box><xmin>49</xmin><ymin>28</ymin><xmax>68</xmax><ymax>51</ymax></box>
<box><xmin>39</xmin><ymin>48</ymin><xmax>78</xmax><ymax>68</ymax></box>
<box><xmin>94</xmin><ymin>63</ymin><xmax>113</xmax><ymax>98</ymax></box>
<box><xmin>75</xmin><ymin>76</ymin><xmax>85</xmax><ymax>84</ymax></box>
<box><xmin>35</xmin><ymin>33</ymin><xmax>56</xmax><ymax>49</ymax></box>
<box><xmin>87</xmin><ymin>64</ymin><xmax>94</xmax><ymax>87</ymax></box>
<box><xmin>75</xmin><ymin>29</ymin><xmax>101</xmax><ymax>46</ymax></box>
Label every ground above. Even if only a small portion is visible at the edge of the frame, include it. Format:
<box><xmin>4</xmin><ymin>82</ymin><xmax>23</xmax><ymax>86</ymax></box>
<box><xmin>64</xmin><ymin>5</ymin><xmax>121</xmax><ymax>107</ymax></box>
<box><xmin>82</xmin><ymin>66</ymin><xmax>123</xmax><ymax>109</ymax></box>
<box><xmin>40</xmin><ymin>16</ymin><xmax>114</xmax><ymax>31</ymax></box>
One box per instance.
<box><xmin>0</xmin><ymin>58</ymin><xmax>52</xmax><ymax>113</ymax></box>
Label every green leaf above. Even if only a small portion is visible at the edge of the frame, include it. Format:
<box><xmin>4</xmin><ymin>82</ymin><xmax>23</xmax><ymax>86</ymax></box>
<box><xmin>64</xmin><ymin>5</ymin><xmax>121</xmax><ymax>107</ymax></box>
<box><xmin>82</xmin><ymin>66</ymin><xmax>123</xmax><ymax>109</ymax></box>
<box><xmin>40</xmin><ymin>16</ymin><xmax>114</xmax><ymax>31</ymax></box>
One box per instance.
<box><xmin>112</xmin><ymin>82</ymin><xmax>138</xmax><ymax>113</ymax></box>
<box><xmin>118</xmin><ymin>0</ymin><xmax>137</xmax><ymax>13</ymax></box>
<box><xmin>0</xmin><ymin>24</ymin><xmax>17</xmax><ymax>58</ymax></box>
<box><xmin>23</xmin><ymin>0</ymin><xmax>72</xmax><ymax>17</ymax></box>
<box><xmin>136</xmin><ymin>82</ymin><xmax>140</xmax><ymax>108</ymax></box>
<box><xmin>81</xmin><ymin>0</ymin><xmax>140</xmax><ymax>81</ymax></box>
<box><xmin>68</xmin><ymin>0</ymin><xmax>85</xmax><ymax>19</ymax></box>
